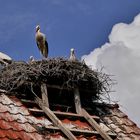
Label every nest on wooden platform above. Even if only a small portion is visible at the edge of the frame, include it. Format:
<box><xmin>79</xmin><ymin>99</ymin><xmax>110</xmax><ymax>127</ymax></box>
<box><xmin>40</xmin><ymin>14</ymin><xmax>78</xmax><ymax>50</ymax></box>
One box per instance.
<box><xmin>0</xmin><ymin>58</ymin><xmax>111</xmax><ymax>100</ymax></box>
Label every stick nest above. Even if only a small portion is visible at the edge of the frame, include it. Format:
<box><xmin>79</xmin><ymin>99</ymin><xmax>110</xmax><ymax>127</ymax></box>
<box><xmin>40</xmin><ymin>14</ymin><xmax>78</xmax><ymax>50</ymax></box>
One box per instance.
<box><xmin>0</xmin><ymin>58</ymin><xmax>111</xmax><ymax>99</ymax></box>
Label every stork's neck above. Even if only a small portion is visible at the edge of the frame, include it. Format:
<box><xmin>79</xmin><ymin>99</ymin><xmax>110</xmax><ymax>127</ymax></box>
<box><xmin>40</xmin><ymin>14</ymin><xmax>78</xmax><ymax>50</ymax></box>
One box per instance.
<box><xmin>71</xmin><ymin>51</ymin><xmax>75</xmax><ymax>56</ymax></box>
<box><xmin>36</xmin><ymin>29</ymin><xmax>41</xmax><ymax>33</ymax></box>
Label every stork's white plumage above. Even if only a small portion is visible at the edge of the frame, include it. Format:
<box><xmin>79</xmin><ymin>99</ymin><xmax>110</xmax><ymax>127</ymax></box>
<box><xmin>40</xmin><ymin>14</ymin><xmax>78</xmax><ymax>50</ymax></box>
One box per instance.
<box><xmin>29</xmin><ymin>56</ymin><xmax>35</xmax><ymax>63</ymax></box>
<box><xmin>0</xmin><ymin>52</ymin><xmax>11</xmax><ymax>60</ymax></box>
<box><xmin>0</xmin><ymin>52</ymin><xmax>12</xmax><ymax>65</ymax></box>
<box><xmin>35</xmin><ymin>25</ymin><xmax>48</xmax><ymax>58</ymax></box>
<box><xmin>69</xmin><ymin>48</ymin><xmax>76</xmax><ymax>61</ymax></box>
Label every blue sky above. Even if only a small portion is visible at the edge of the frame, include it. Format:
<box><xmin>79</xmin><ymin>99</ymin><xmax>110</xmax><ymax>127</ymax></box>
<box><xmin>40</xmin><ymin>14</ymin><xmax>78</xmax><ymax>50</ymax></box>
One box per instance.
<box><xmin>0</xmin><ymin>0</ymin><xmax>140</xmax><ymax>61</ymax></box>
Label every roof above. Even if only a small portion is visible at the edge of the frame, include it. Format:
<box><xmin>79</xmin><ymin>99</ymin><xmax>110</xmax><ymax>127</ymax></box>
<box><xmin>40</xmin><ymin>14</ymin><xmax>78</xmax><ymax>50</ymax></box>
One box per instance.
<box><xmin>0</xmin><ymin>94</ymin><xmax>44</xmax><ymax>140</ymax></box>
<box><xmin>0</xmin><ymin>91</ymin><xmax>140</xmax><ymax>140</ymax></box>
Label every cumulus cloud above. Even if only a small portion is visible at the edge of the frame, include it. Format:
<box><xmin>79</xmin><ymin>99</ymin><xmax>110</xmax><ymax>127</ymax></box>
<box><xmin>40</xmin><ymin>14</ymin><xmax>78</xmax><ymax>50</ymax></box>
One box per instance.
<box><xmin>82</xmin><ymin>14</ymin><xmax>140</xmax><ymax>126</ymax></box>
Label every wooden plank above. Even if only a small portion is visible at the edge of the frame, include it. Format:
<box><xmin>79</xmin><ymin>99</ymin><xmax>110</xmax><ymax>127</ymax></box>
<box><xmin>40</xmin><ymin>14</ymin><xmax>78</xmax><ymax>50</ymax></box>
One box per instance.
<box><xmin>81</xmin><ymin>108</ymin><xmax>113</xmax><ymax>140</ymax></box>
<box><xmin>74</xmin><ymin>88</ymin><xmax>82</xmax><ymax>114</ymax></box>
<box><xmin>28</xmin><ymin>108</ymin><xmax>100</xmax><ymax>120</ymax></box>
<box><xmin>44</xmin><ymin>125</ymin><xmax>98</xmax><ymax>135</ymax></box>
<box><xmin>42</xmin><ymin>125</ymin><xmax>116</xmax><ymax>137</ymax></box>
<box><xmin>53</xmin><ymin>111</ymin><xmax>100</xmax><ymax>120</ymax></box>
<box><xmin>41</xmin><ymin>83</ymin><xmax>49</xmax><ymax>108</ymax></box>
<box><xmin>35</xmin><ymin>98</ymin><xmax>77</xmax><ymax>140</ymax></box>
<box><xmin>29</xmin><ymin>108</ymin><xmax>44</xmax><ymax>115</ymax></box>
<box><xmin>21</xmin><ymin>99</ymin><xmax>37</xmax><ymax>106</ymax></box>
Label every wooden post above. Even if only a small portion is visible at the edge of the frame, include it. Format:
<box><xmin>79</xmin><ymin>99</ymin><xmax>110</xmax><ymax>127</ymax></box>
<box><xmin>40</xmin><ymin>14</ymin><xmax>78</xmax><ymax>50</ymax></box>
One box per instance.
<box><xmin>35</xmin><ymin>97</ymin><xmax>77</xmax><ymax>140</ymax></box>
<box><xmin>74</xmin><ymin>88</ymin><xmax>82</xmax><ymax>114</ymax></box>
<box><xmin>81</xmin><ymin>108</ymin><xmax>113</xmax><ymax>140</ymax></box>
<box><xmin>41</xmin><ymin>83</ymin><xmax>49</xmax><ymax>108</ymax></box>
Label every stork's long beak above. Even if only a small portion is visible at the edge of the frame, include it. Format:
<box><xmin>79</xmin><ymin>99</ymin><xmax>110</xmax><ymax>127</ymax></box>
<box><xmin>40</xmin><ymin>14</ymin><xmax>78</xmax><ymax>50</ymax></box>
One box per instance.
<box><xmin>36</xmin><ymin>25</ymin><xmax>40</xmax><ymax>32</ymax></box>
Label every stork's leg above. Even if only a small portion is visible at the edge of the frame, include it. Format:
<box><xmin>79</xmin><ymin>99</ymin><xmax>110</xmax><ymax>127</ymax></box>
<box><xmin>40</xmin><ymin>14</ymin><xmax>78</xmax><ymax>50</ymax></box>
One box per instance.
<box><xmin>42</xmin><ymin>50</ymin><xmax>48</xmax><ymax>60</ymax></box>
<box><xmin>42</xmin><ymin>57</ymin><xmax>47</xmax><ymax>61</ymax></box>
<box><xmin>39</xmin><ymin>51</ymin><xmax>43</xmax><ymax>60</ymax></box>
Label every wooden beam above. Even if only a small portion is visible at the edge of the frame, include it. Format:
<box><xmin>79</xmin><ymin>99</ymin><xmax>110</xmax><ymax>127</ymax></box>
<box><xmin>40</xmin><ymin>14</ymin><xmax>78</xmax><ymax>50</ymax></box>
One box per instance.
<box><xmin>28</xmin><ymin>108</ymin><xmax>100</xmax><ymax>120</ymax></box>
<box><xmin>41</xmin><ymin>83</ymin><xmax>49</xmax><ymax>108</ymax></box>
<box><xmin>41</xmin><ymin>125</ymin><xmax>116</xmax><ymax>138</ymax></box>
<box><xmin>53</xmin><ymin>111</ymin><xmax>100</xmax><ymax>120</ymax></box>
<box><xmin>44</xmin><ymin>125</ymin><xmax>98</xmax><ymax>135</ymax></box>
<box><xmin>35</xmin><ymin>98</ymin><xmax>77</xmax><ymax>140</ymax></box>
<box><xmin>29</xmin><ymin>108</ymin><xmax>44</xmax><ymax>116</ymax></box>
<box><xmin>74</xmin><ymin>88</ymin><xmax>82</xmax><ymax>114</ymax></box>
<box><xmin>21</xmin><ymin>99</ymin><xmax>37</xmax><ymax>107</ymax></box>
<box><xmin>81</xmin><ymin>108</ymin><xmax>113</xmax><ymax>140</ymax></box>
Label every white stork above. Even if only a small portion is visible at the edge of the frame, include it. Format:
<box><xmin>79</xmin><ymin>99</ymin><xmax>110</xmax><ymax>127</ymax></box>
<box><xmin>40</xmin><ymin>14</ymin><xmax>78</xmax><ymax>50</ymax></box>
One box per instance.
<box><xmin>0</xmin><ymin>52</ymin><xmax>12</xmax><ymax>65</ymax></box>
<box><xmin>35</xmin><ymin>25</ymin><xmax>48</xmax><ymax>58</ymax></box>
<box><xmin>69</xmin><ymin>48</ymin><xmax>76</xmax><ymax>61</ymax></box>
<box><xmin>29</xmin><ymin>56</ymin><xmax>35</xmax><ymax>63</ymax></box>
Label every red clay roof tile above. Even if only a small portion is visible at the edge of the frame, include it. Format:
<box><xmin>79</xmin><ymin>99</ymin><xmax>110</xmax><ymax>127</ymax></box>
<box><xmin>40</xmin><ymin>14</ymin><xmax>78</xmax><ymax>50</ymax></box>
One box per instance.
<box><xmin>0</xmin><ymin>93</ymin><xmax>140</xmax><ymax>140</ymax></box>
<box><xmin>0</xmin><ymin>94</ymin><xmax>44</xmax><ymax>140</ymax></box>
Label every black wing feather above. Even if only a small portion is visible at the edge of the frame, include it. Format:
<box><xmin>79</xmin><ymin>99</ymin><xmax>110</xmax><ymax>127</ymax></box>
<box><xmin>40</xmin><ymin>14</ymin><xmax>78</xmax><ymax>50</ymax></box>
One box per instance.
<box><xmin>45</xmin><ymin>40</ymin><xmax>49</xmax><ymax>57</ymax></box>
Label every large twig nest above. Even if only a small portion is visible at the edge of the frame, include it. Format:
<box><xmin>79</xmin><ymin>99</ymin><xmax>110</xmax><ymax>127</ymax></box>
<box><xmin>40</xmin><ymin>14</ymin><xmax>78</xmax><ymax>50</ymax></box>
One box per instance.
<box><xmin>0</xmin><ymin>58</ymin><xmax>111</xmax><ymax>99</ymax></box>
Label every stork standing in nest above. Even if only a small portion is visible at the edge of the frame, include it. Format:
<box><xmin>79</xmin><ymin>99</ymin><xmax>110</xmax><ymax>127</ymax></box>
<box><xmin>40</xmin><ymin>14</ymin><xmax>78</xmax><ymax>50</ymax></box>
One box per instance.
<box><xmin>69</xmin><ymin>48</ymin><xmax>76</xmax><ymax>62</ymax></box>
<box><xmin>35</xmin><ymin>25</ymin><xmax>48</xmax><ymax>58</ymax></box>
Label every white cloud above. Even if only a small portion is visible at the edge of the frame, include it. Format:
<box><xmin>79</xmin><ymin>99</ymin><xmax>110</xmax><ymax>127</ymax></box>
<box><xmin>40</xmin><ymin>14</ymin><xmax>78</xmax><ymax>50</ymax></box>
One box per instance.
<box><xmin>82</xmin><ymin>14</ymin><xmax>140</xmax><ymax>126</ymax></box>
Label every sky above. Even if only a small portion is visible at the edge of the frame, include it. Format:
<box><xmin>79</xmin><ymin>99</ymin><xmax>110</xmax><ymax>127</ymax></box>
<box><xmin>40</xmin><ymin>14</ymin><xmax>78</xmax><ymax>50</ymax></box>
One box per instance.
<box><xmin>1</xmin><ymin>1</ymin><xmax>140</xmax><ymax>126</ymax></box>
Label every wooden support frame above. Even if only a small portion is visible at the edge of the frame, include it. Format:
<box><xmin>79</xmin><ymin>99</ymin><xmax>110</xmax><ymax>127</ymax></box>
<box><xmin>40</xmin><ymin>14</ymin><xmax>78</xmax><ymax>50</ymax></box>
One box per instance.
<box><xmin>28</xmin><ymin>108</ymin><xmax>100</xmax><ymax>120</ymax></box>
<box><xmin>35</xmin><ymin>97</ymin><xmax>77</xmax><ymax>140</ymax></box>
<box><xmin>74</xmin><ymin>88</ymin><xmax>82</xmax><ymax>114</ymax></box>
<box><xmin>29</xmin><ymin>83</ymin><xmax>116</xmax><ymax>140</ymax></box>
<box><xmin>41</xmin><ymin>83</ymin><xmax>49</xmax><ymax>108</ymax></box>
<box><xmin>81</xmin><ymin>108</ymin><xmax>113</xmax><ymax>140</ymax></box>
